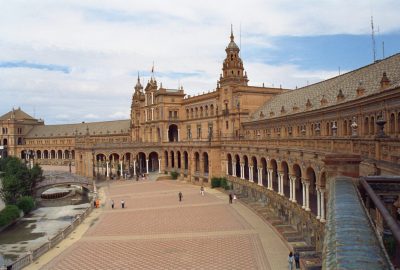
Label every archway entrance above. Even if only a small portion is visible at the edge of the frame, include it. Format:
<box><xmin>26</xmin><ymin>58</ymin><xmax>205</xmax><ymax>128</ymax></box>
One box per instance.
<box><xmin>137</xmin><ymin>152</ymin><xmax>146</xmax><ymax>174</ymax></box>
<box><xmin>168</xmin><ymin>124</ymin><xmax>179</xmax><ymax>142</ymax></box>
<box><xmin>148</xmin><ymin>152</ymin><xmax>159</xmax><ymax>172</ymax></box>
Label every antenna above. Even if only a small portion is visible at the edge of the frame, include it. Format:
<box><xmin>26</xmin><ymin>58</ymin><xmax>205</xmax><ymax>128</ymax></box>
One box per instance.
<box><xmin>371</xmin><ymin>16</ymin><xmax>376</xmax><ymax>62</ymax></box>
<box><xmin>382</xmin><ymin>41</ymin><xmax>385</xmax><ymax>59</ymax></box>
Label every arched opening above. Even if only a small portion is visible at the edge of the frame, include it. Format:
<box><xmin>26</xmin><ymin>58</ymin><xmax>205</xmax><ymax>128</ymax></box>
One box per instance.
<box><xmin>235</xmin><ymin>155</ymin><xmax>240</xmax><ymax>177</ymax></box>
<box><xmin>307</xmin><ymin>167</ymin><xmax>317</xmax><ymax>216</ymax></box>
<box><xmin>157</xmin><ymin>128</ymin><xmax>161</xmax><ymax>142</ymax></box>
<box><xmin>281</xmin><ymin>161</ymin><xmax>289</xmax><ymax>197</ymax></box>
<box><xmin>203</xmin><ymin>152</ymin><xmax>209</xmax><ymax>175</ymax></box>
<box><xmin>65</xmin><ymin>150</ymin><xmax>70</xmax><ymax>160</ymax></box>
<box><xmin>168</xmin><ymin>124</ymin><xmax>179</xmax><ymax>142</ymax></box>
<box><xmin>177</xmin><ymin>151</ymin><xmax>181</xmax><ymax>169</ymax></box>
<box><xmin>293</xmin><ymin>164</ymin><xmax>303</xmax><ymax>206</ymax></box>
<box><xmin>96</xmin><ymin>154</ymin><xmax>107</xmax><ymax>176</ymax></box>
<box><xmin>57</xmin><ymin>150</ymin><xmax>62</xmax><ymax>159</ymax></box>
<box><xmin>261</xmin><ymin>158</ymin><xmax>267</xmax><ymax>186</ymax></box>
<box><xmin>227</xmin><ymin>154</ymin><xmax>233</xmax><ymax>175</ymax></box>
<box><xmin>320</xmin><ymin>171</ymin><xmax>327</xmax><ymax>219</ymax></box>
<box><xmin>43</xmin><ymin>150</ymin><xmax>49</xmax><ymax>159</ymax></box>
<box><xmin>71</xmin><ymin>150</ymin><xmax>75</xmax><ymax>159</ymax></box>
<box><xmin>200</xmin><ymin>107</ymin><xmax>203</xmax><ymax>117</ymax></box>
<box><xmin>252</xmin><ymin>156</ymin><xmax>258</xmax><ymax>183</ymax></box>
<box><xmin>195</xmin><ymin>152</ymin><xmax>200</xmax><ymax>172</ymax></box>
<box><xmin>170</xmin><ymin>151</ymin><xmax>175</xmax><ymax>168</ymax></box>
<box><xmin>270</xmin><ymin>159</ymin><xmax>278</xmax><ymax>192</ymax></box>
<box><xmin>389</xmin><ymin>113</ymin><xmax>395</xmax><ymax>134</ymax></box>
<box><xmin>36</xmin><ymin>150</ymin><xmax>41</xmax><ymax>159</ymax></box>
<box><xmin>109</xmin><ymin>153</ymin><xmax>120</xmax><ymax>176</ymax></box>
<box><xmin>3</xmin><ymin>138</ymin><xmax>7</xmax><ymax>146</ymax></box>
<box><xmin>164</xmin><ymin>150</ymin><xmax>169</xmax><ymax>168</ymax></box>
<box><xmin>136</xmin><ymin>152</ymin><xmax>146</xmax><ymax>174</ymax></box>
<box><xmin>364</xmin><ymin>117</ymin><xmax>369</xmax><ymax>135</ymax></box>
<box><xmin>50</xmin><ymin>150</ymin><xmax>56</xmax><ymax>159</ymax></box>
<box><xmin>21</xmin><ymin>150</ymin><xmax>26</xmax><ymax>160</ymax></box>
<box><xmin>184</xmin><ymin>151</ymin><xmax>188</xmax><ymax>171</ymax></box>
<box><xmin>149</xmin><ymin>152</ymin><xmax>159</xmax><ymax>172</ymax></box>
<box><xmin>370</xmin><ymin>116</ymin><xmax>375</xmax><ymax>135</ymax></box>
<box><xmin>243</xmin><ymin>155</ymin><xmax>249</xmax><ymax>180</ymax></box>
<box><xmin>210</xmin><ymin>104</ymin><xmax>214</xmax><ymax>116</ymax></box>
<box><xmin>17</xmin><ymin>137</ymin><xmax>23</xmax><ymax>145</ymax></box>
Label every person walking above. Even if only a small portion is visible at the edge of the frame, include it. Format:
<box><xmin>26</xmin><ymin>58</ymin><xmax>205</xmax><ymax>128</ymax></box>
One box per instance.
<box><xmin>229</xmin><ymin>193</ymin><xmax>233</xmax><ymax>204</ymax></box>
<box><xmin>121</xmin><ymin>199</ymin><xmax>125</xmax><ymax>209</ymax></box>
<box><xmin>111</xmin><ymin>199</ymin><xmax>114</xmax><ymax>209</ymax></box>
<box><xmin>294</xmin><ymin>251</ymin><xmax>300</xmax><ymax>269</ymax></box>
<box><xmin>233</xmin><ymin>193</ymin><xmax>237</xmax><ymax>203</ymax></box>
<box><xmin>200</xmin><ymin>186</ymin><xmax>204</xmax><ymax>196</ymax></box>
<box><xmin>178</xmin><ymin>192</ymin><xmax>183</xmax><ymax>202</ymax></box>
<box><xmin>288</xmin><ymin>252</ymin><xmax>294</xmax><ymax>270</ymax></box>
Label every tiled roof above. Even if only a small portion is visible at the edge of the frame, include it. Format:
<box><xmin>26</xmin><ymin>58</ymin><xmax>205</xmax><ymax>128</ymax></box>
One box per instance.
<box><xmin>0</xmin><ymin>108</ymin><xmax>37</xmax><ymax>121</ymax></box>
<box><xmin>250</xmin><ymin>53</ymin><xmax>400</xmax><ymax>121</ymax></box>
<box><xmin>25</xmin><ymin>120</ymin><xmax>130</xmax><ymax>138</ymax></box>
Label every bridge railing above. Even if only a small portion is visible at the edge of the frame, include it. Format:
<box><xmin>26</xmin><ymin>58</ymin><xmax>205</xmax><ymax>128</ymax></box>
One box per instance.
<box><xmin>358</xmin><ymin>176</ymin><xmax>400</xmax><ymax>268</ymax></box>
<box><xmin>4</xmin><ymin>203</ymin><xmax>94</xmax><ymax>270</ymax></box>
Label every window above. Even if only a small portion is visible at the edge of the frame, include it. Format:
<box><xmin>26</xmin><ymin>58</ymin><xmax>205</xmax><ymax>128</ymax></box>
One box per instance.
<box><xmin>197</xmin><ymin>125</ymin><xmax>202</xmax><ymax>139</ymax></box>
<box><xmin>226</xmin><ymin>121</ymin><xmax>229</xmax><ymax>129</ymax></box>
<box><xmin>187</xmin><ymin>126</ymin><xmax>191</xmax><ymax>139</ymax></box>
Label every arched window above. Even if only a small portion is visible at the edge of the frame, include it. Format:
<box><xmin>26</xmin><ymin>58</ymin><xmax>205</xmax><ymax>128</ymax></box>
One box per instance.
<box><xmin>364</xmin><ymin>117</ymin><xmax>369</xmax><ymax>135</ymax></box>
<box><xmin>389</xmin><ymin>113</ymin><xmax>395</xmax><ymax>134</ymax></box>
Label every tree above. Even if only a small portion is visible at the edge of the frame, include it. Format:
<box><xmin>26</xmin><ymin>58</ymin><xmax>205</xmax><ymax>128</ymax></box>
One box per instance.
<box><xmin>0</xmin><ymin>157</ymin><xmax>44</xmax><ymax>205</ymax></box>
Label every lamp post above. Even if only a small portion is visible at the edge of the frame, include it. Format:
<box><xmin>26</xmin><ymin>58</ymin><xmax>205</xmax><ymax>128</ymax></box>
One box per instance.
<box><xmin>68</xmin><ymin>147</ymin><xmax>72</xmax><ymax>173</ymax></box>
<box><xmin>92</xmin><ymin>149</ymin><xmax>95</xmax><ymax>179</ymax></box>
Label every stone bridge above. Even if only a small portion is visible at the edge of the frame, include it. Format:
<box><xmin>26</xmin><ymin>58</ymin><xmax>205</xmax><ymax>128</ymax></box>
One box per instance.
<box><xmin>35</xmin><ymin>171</ymin><xmax>93</xmax><ymax>197</ymax></box>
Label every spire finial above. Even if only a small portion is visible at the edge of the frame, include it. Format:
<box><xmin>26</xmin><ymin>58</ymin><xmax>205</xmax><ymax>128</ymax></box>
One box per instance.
<box><xmin>230</xmin><ymin>24</ymin><xmax>234</xmax><ymax>41</ymax></box>
<box><xmin>137</xmin><ymin>72</ymin><xmax>140</xmax><ymax>82</ymax></box>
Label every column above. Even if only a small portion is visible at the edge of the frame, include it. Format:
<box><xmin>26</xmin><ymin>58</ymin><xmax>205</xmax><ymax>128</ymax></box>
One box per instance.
<box><xmin>146</xmin><ymin>159</ymin><xmax>149</xmax><ymax>174</ymax></box>
<box><xmin>258</xmin><ymin>168</ymin><xmax>263</xmax><ymax>186</ymax></box>
<box><xmin>177</xmin><ymin>129</ymin><xmax>180</xmax><ymax>141</ymax></box>
<box><xmin>290</xmin><ymin>176</ymin><xmax>297</xmax><ymax>203</ymax></box>
<box><xmin>289</xmin><ymin>175</ymin><xmax>293</xmax><ymax>201</ymax></box>
<box><xmin>133</xmin><ymin>160</ymin><xmax>136</xmax><ymax>175</ymax></box>
<box><xmin>233</xmin><ymin>162</ymin><xmax>237</xmax><ymax>177</ymax></box>
<box><xmin>267</xmin><ymin>169</ymin><xmax>273</xmax><ymax>190</ymax></box>
<box><xmin>151</xmin><ymin>92</ymin><xmax>154</xmax><ymax>104</ymax></box>
<box><xmin>316</xmin><ymin>187</ymin><xmax>321</xmax><ymax>219</ymax></box>
<box><xmin>62</xmin><ymin>152</ymin><xmax>65</xmax><ymax>159</ymax></box>
<box><xmin>226</xmin><ymin>160</ymin><xmax>229</xmax><ymax>175</ymax></box>
<box><xmin>42</xmin><ymin>152</ymin><xmax>44</xmax><ymax>159</ymax></box>
<box><xmin>106</xmin><ymin>161</ymin><xmax>110</xmax><ymax>177</ymax></box>
<box><xmin>302</xmin><ymin>182</ymin><xmax>306</xmax><ymax>209</ymax></box>
<box><xmin>151</xmin><ymin>108</ymin><xmax>154</xmax><ymax>121</ymax></box>
<box><xmin>320</xmin><ymin>189</ymin><xmax>326</xmax><ymax>222</ymax></box>
<box><xmin>240</xmin><ymin>163</ymin><xmax>244</xmax><ymax>179</ymax></box>
<box><xmin>145</xmin><ymin>110</ymin><xmax>148</xmax><ymax>122</ymax></box>
<box><xmin>158</xmin><ymin>159</ymin><xmax>161</xmax><ymax>173</ymax></box>
<box><xmin>249</xmin><ymin>166</ymin><xmax>253</xmax><ymax>182</ymax></box>
<box><xmin>55</xmin><ymin>152</ymin><xmax>58</xmax><ymax>159</ymax></box>
<box><xmin>305</xmin><ymin>182</ymin><xmax>310</xmax><ymax>211</ymax></box>
<box><xmin>120</xmin><ymin>161</ymin><xmax>123</xmax><ymax>177</ymax></box>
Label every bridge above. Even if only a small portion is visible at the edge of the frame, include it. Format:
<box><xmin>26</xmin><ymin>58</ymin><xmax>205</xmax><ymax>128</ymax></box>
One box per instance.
<box><xmin>35</xmin><ymin>171</ymin><xmax>94</xmax><ymax>197</ymax></box>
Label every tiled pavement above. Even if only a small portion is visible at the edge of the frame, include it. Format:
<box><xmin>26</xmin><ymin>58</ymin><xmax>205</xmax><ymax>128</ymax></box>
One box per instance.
<box><xmin>39</xmin><ymin>179</ymin><xmax>289</xmax><ymax>269</ymax></box>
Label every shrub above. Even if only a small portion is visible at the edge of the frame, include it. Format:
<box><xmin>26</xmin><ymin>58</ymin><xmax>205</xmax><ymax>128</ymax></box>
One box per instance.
<box><xmin>170</xmin><ymin>171</ymin><xmax>179</xmax><ymax>180</ymax></box>
<box><xmin>17</xmin><ymin>196</ymin><xmax>35</xmax><ymax>214</ymax></box>
<box><xmin>211</xmin><ymin>177</ymin><xmax>221</xmax><ymax>188</ymax></box>
<box><xmin>0</xmin><ymin>205</ymin><xmax>21</xmax><ymax>227</ymax></box>
<box><xmin>220</xmin><ymin>178</ymin><xmax>227</xmax><ymax>188</ymax></box>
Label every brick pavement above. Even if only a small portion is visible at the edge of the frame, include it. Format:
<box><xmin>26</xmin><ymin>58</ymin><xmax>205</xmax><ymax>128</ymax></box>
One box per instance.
<box><xmin>39</xmin><ymin>180</ymin><xmax>289</xmax><ymax>269</ymax></box>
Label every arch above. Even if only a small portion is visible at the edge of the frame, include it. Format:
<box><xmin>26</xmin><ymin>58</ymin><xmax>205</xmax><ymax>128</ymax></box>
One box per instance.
<box><xmin>17</xmin><ymin>137</ymin><xmax>23</xmax><ymax>145</ymax></box>
<box><xmin>168</xmin><ymin>124</ymin><xmax>179</xmax><ymax>142</ymax></box>
<box><xmin>252</xmin><ymin>156</ymin><xmax>258</xmax><ymax>183</ymax></box>
<box><xmin>195</xmin><ymin>107</ymin><xmax>198</xmax><ymax>118</ymax></box>
<box><xmin>36</xmin><ymin>150</ymin><xmax>42</xmax><ymax>159</ymax></box>
<box><xmin>177</xmin><ymin>151</ymin><xmax>181</xmax><ymax>169</ymax></box>
<box><xmin>320</xmin><ymin>171</ymin><xmax>327</xmax><ymax>188</ymax></box>
<box><xmin>2</xmin><ymin>138</ymin><xmax>7</xmax><ymax>146</ymax></box>
<box><xmin>200</xmin><ymin>106</ymin><xmax>204</xmax><ymax>117</ymax></box>
<box><xmin>136</xmin><ymin>152</ymin><xmax>146</xmax><ymax>174</ymax></box>
<box><xmin>306</xmin><ymin>167</ymin><xmax>318</xmax><ymax>216</ymax></box>
<box><xmin>281</xmin><ymin>161</ymin><xmax>289</xmax><ymax>198</ymax></box>
<box><xmin>203</xmin><ymin>152</ymin><xmax>209</xmax><ymax>175</ymax></box>
<box><xmin>43</xmin><ymin>150</ymin><xmax>49</xmax><ymax>159</ymax></box>
<box><xmin>261</xmin><ymin>158</ymin><xmax>267</xmax><ymax>186</ymax></box>
<box><xmin>270</xmin><ymin>159</ymin><xmax>278</xmax><ymax>192</ymax></box>
<box><xmin>389</xmin><ymin>113</ymin><xmax>395</xmax><ymax>134</ymax></box>
<box><xmin>50</xmin><ymin>150</ymin><xmax>56</xmax><ymax>159</ymax></box>
<box><xmin>205</xmin><ymin>105</ymin><xmax>209</xmax><ymax>116</ymax></box>
<box><xmin>164</xmin><ymin>150</ymin><xmax>169</xmax><ymax>168</ymax></box>
<box><xmin>243</xmin><ymin>155</ymin><xmax>249</xmax><ymax>180</ymax></box>
<box><xmin>195</xmin><ymin>152</ymin><xmax>200</xmax><ymax>172</ymax></box>
<box><xmin>148</xmin><ymin>152</ymin><xmax>159</xmax><ymax>172</ymax></box>
<box><xmin>57</xmin><ymin>150</ymin><xmax>63</xmax><ymax>159</ymax></box>
<box><xmin>170</xmin><ymin>151</ymin><xmax>175</xmax><ymax>168</ymax></box>
<box><xmin>71</xmin><ymin>150</ymin><xmax>75</xmax><ymax>159</ymax></box>
<box><xmin>227</xmin><ymin>154</ymin><xmax>233</xmax><ymax>175</ymax></box>
<box><xmin>64</xmin><ymin>150</ymin><xmax>70</xmax><ymax>160</ymax></box>
<box><xmin>191</xmin><ymin>108</ymin><xmax>194</xmax><ymax>119</ymax></box>
<box><xmin>96</xmin><ymin>153</ymin><xmax>106</xmax><ymax>161</ymax></box>
<box><xmin>292</xmin><ymin>164</ymin><xmax>303</xmax><ymax>205</ymax></box>
<box><xmin>21</xmin><ymin>150</ymin><xmax>26</xmax><ymax>160</ymax></box>
<box><xmin>235</xmin><ymin>154</ymin><xmax>240</xmax><ymax>177</ymax></box>
<box><xmin>184</xmin><ymin>151</ymin><xmax>188</xmax><ymax>171</ymax></box>
<box><xmin>210</xmin><ymin>104</ymin><xmax>214</xmax><ymax>116</ymax></box>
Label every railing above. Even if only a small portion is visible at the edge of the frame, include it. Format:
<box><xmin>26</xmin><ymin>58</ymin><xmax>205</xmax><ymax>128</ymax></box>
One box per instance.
<box><xmin>358</xmin><ymin>176</ymin><xmax>400</xmax><ymax>268</ymax></box>
<box><xmin>4</xmin><ymin>204</ymin><xmax>93</xmax><ymax>270</ymax></box>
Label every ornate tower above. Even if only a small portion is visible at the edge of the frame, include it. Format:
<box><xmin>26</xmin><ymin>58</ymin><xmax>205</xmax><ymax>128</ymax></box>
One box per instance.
<box><xmin>131</xmin><ymin>74</ymin><xmax>143</xmax><ymax>141</ymax></box>
<box><xmin>219</xmin><ymin>26</ymin><xmax>248</xmax><ymax>87</ymax></box>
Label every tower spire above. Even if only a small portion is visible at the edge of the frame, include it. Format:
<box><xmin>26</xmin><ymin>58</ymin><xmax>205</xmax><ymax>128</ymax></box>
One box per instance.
<box><xmin>230</xmin><ymin>24</ymin><xmax>234</xmax><ymax>41</ymax></box>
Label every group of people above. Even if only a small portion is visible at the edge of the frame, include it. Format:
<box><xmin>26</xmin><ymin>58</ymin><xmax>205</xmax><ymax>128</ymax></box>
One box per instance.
<box><xmin>110</xmin><ymin>199</ymin><xmax>125</xmax><ymax>209</ymax></box>
<box><xmin>288</xmin><ymin>251</ymin><xmax>300</xmax><ymax>269</ymax></box>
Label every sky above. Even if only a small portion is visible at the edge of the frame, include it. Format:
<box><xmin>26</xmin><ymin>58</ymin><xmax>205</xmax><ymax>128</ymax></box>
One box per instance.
<box><xmin>1</xmin><ymin>0</ymin><xmax>399</xmax><ymax>124</ymax></box>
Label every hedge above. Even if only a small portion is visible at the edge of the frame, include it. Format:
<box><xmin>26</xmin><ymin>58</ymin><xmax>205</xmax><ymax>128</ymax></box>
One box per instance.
<box><xmin>170</xmin><ymin>171</ymin><xmax>179</xmax><ymax>180</ymax></box>
<box><xmin>0</xmin><ymin>205</ymin><xmax>21</xmax><ymax>227</ymax></box>
<box><xmin>17</xmin><ymin>196</ymin><xmax>35</xmax><ymax>214</ymax></box>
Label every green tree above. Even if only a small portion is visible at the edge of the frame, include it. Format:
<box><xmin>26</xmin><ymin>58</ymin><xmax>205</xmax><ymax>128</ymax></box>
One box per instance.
<box><xmin>0</xmin><ymin>157</ymin><xmax>44</xmax><ymax>205</ymax></box>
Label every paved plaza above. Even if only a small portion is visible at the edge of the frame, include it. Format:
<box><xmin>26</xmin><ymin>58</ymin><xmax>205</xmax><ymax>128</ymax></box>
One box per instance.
<box><xmin>29</xmin><ymin>179</ymin><xmax>289</xmax><ymax>270</ymax></box>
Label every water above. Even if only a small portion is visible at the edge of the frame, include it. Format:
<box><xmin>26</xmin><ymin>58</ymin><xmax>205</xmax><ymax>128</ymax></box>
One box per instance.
<box><xmin>0</xmin><ymin>194</ymin><xmax>91</xmax><ymax>266</ymax></box>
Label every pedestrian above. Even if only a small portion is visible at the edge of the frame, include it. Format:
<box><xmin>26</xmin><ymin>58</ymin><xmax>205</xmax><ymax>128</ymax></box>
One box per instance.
<box><xmin>288</xmin><ymin>252</ymin><xmax>294</xmax><ymax>270</ymax></box>
<box><xmin>178</xmin><ymin>191</ymin><xmax>183</xmax><ymax>202</ymax></box>
<box><xmin>229</xmin><ymin>193</ymin><xmax>233</xmax><ymax>204</ymax></box>
<box><xmin>294</xmin><ymin>251</ymin><xmax>300</xmax><ymax>269</ymax></box>
<box><xmin>200</xmin><ymin>186</ymin><xmax>204</xmax><ymax>196</ymax></box>
<box><xmin>233</xmin><ymin>193</ymin><xmax>237</xmax><ymax>203</ymax></box>
<box><xmin>111</xmin><ymin>199</ymin><xmax>114</xmax><ymax>209</ymax></box>
<box><xmin>121</xmin><ymin>199</ymin><xmax>125</xmax><ymax>209</ymax></box>
<box><xmin>93</xmin><ymin>199</ymin><xmax>96</xmax><ymax>208</ymax></box>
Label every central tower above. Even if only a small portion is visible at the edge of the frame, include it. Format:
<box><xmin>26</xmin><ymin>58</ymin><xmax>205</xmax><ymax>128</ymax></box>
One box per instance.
<box><xmin>219</xmin><ymin>26</ymin><xmax>248</xmax><ymax>87</ymax></box>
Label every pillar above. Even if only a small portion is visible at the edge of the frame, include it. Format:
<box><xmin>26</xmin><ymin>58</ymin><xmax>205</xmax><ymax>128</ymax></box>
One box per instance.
<box><xmin>289</xmin><ymin>175</ymin><xmax>293</xmax><ymax>201</ymax></box>
<box><xmin>177</xmin><ymin>129</ymin><xmax>180</xmax><ymax>142</ymax></box>
<box><xmin>233</xmin><ymin>162</ymin><xmax>237</xmax><ymax>177</ymax></box>
<box><xmin>106</xmin><ymin>161</ymin><xmax>110</xmax><ymax>177</ymax></box>
<box><xmin>133</xmin><ymin>160</ymin><xmax>136</xmax><ymax>175</ymax></box>
<box><xmin>290</xmin><ymin>176</ymin><xmax>297</xmax><ymax>203</ymax></box>
<box><xmin>226</xmin><ymin>160</ymin><xmax>229</xmax><ymax>175</ymax></box>
<box><xmin>151</xmin><ymin>108</ymin><xmax>154</xmax><ymax>121</ymax></box>
<box><xmin>146</xmin><ymin>159</ymin><xmax>149</xmax><ymax>174</ymax></box>
<box><xmin>278</xmin><ymin>172</ymin><xmax>284</xmax><ymax>195</ymax></box>
<box><xmin>267</xmin><ymin>169</ymin><xmax>273</xmax><ymax>190</ymax></box>
<box><xmin>258</xmin><ymin>168</ymin><xmax>263</xmax><ymax>186</ymax></box>
<box><xmin>120</xmin><ymin>161</ymin><xmax>123</xmax><ymax>176</ymax></box>
<box><xmin>158</xmin><ymin>159</ymin><xmax>161</xmax><ymax>173</ymax></box>
<box><xmin>240</xmin><ymin>163</ymin><xmax>244</xmax><ymax>179</ymax></box>
<box><xmin>302</xmin><ymin>181</ymin><xmax>306</xmax><ymax>209</ymax></box>
<box><xmin>320</xmin><ymin>189</ymin><xmax>326</xmax><ymax>222</ymax></box>
<box><xmin>249</xmin><ymin>166</ymin><xmax>254</xmax><ymax>182</ymax></box>
<box><xmin>305</xmin><ymin>181</ymin><xmax>311</xmax><ymax>211</ymax></box>
<box><xmin>316</xmin><ymin>188</ymin><xmax>321</xmax><ymax>219</ymax></box>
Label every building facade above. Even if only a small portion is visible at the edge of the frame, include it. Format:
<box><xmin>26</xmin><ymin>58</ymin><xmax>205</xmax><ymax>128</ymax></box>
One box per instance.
<box><xmin>1</xmin><ymin>31</ymin><xmax>400</xmax><ymax>253</ymax></box>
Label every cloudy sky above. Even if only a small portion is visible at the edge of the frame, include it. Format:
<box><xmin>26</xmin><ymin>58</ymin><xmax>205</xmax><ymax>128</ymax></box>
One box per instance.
<box><xmin>1</xmin><ymin>0</ymin><xmax>399</xmax><ymax>124</ymax></box>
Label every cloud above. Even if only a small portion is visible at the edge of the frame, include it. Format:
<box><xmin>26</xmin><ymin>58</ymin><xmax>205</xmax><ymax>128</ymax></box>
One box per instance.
<box><xmin>0</xmin><ymin>60</ymin><xmax>70</xmax><ymax>73</ymax></box>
